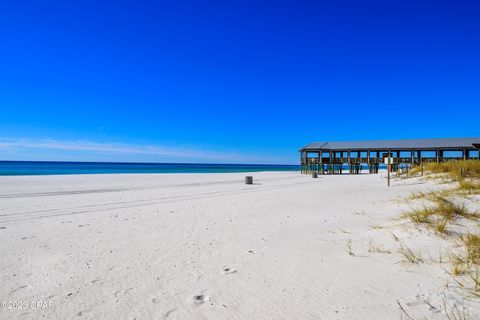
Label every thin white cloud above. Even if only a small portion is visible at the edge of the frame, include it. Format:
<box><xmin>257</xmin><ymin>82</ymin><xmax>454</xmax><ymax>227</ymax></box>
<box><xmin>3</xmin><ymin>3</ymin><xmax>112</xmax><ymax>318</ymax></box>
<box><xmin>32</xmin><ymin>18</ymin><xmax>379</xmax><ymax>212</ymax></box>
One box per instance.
<box><xmin>0</xmin><ymin>137</ymin><xmax>291</xmax><ymax>164</ymax></box>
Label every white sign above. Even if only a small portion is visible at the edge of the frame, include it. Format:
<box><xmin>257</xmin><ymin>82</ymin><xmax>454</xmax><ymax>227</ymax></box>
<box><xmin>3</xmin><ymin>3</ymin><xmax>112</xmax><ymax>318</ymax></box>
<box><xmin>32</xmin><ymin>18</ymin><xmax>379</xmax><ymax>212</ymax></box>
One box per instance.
<box><xmin>384</xmin><ymin>157</ymin><xmax>393</xmax><ymax>164</ymax></box>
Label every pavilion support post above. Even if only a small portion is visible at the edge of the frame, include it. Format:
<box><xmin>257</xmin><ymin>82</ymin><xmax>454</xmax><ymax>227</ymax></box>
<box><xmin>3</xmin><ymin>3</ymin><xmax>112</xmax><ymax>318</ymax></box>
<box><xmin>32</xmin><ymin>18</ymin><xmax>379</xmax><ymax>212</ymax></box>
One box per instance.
<box><xmin>387</xmin><ymin>150</ymin><xmax>391</xmax><ymax>187</ymax></box>
<box><xmin>396</xmin><ymin>151</ymin><xmax>400</xmax><ymax>173</ymax></box>
<box><xmin>304</xmin><ymin>151</ymin><xmax>307</xmax><ymax>174</ymax></box>
<box><xmin>304</xmin><ymin>154</ymin><xmax>306</xmax><ymax>174</ymax></box>
<box><xmin>305</xmin><ymin>152</ymin><xmax>308</xmax><ymax>174</ymax></box>
<box><xmin>327</xmin><ymin>151</ymin><xmax>331</xmax><ymax>175</ymax></box>
<box><xmin>304</xmin><ymin>152</ymin><xmax>307</xmax><ymax>174</ymax></box>
<box><xmin>463</xmin><ymin>148</ymin><xmax>467</xmax><ymax>161</ymax></box>
<box><xmin>300</xmin><ymin>152</ymin><xmax>304</xmax><ymax>174</ymax></box>
<box><xmin>347</xmin><ymin>150</ymin><xmax>351</xmax><ymax>174</ymax></box>
<box><xmin>319</xmin><ymin>151</ymin><xmax>323</xmax><ymax>175</ymax></box>
<box><xmin>436</xmin><ymin>149</ymin><xmax>440</xmax><ymax>163</ymax></box>
<box><xmin>317</xmin><ymin>152</ymin><xmax>321</xmax><ymax>174</ymax></box>
<box><xmin>410</xmin><ymin>149</ymin><xmax>414</xmax><ymax>174</ymax></box>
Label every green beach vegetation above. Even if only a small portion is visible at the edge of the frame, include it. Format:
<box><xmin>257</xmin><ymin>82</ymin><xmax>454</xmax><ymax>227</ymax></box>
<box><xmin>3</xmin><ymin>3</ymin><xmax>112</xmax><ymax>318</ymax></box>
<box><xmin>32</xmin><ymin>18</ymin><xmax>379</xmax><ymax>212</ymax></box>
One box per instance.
<box><xmin>402</xmin><ymin>160</ymin><xmax>480</xmax><ymax>297</ymax></box>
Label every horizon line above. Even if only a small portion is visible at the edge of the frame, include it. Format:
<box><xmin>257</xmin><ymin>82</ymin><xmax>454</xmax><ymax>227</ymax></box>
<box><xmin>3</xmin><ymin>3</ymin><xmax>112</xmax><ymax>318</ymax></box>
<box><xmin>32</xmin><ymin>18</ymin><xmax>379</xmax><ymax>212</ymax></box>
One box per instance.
<box><xmin>0</xmin><ymin>159</ymin><xmax>298</xmax><ymax>166</ymax></box>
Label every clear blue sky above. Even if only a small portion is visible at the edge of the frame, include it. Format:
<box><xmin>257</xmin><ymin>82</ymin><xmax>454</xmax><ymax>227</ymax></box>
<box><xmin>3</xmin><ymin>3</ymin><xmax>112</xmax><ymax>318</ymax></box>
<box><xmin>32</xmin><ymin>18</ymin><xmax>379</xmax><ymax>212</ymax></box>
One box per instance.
<box><xmin>0</xmin><ymin>1</ymin><xmax>479</xmax><ymax>164</ymax></box>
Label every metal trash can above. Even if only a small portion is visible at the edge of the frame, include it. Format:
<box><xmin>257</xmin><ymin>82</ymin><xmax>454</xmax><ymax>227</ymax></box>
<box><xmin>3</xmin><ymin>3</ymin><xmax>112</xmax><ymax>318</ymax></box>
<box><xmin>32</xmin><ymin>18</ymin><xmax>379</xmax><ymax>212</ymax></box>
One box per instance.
<box><xmin>245</xmin><ymin>176</ymin><xmax>253</xmax><ymax>184</ymax></box>
<box><xmin>312</xmin><ymin>172</ymin><xmax>318</xmax><ymax>178</ymax></box>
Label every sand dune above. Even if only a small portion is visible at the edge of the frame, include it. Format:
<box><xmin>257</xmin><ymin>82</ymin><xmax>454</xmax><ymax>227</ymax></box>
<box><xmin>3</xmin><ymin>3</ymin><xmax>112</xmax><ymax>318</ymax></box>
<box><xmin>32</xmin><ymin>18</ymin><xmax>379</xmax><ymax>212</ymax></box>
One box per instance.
<box><xmin>1</xmin><ymin>171</ymin><xmax>478</xmax><ymax>319</ymax></box>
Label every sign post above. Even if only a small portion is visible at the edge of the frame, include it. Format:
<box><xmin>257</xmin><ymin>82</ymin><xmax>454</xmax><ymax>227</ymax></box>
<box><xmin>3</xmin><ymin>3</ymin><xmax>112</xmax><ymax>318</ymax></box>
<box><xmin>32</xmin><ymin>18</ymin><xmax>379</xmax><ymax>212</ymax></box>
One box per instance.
<box><xmin>385</xmin><ymin>151</ymin><xmax>392</xmax><ymax>187</ymax></box>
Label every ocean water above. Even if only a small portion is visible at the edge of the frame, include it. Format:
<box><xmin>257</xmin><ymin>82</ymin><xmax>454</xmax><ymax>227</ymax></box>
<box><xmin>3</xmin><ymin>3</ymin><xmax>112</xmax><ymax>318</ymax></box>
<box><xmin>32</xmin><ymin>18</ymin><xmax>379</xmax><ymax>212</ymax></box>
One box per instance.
<box><xmin>0</xmin><ymin>161</ymin><xmax>299</xmax><ymax>176</ymax></box>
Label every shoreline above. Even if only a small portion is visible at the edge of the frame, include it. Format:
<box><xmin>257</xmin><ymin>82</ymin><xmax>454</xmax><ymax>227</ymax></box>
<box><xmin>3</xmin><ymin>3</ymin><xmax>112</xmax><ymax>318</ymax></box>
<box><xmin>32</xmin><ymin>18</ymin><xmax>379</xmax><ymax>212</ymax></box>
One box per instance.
<box><xmin>0</xmin><ymin>162</ymin><xmax>299</xmax><ymax>176</ymax></box>
<box><xmin>0</xmin><ymin>170</ymin><xmax>299</xmax><ymax>178</ymax></box>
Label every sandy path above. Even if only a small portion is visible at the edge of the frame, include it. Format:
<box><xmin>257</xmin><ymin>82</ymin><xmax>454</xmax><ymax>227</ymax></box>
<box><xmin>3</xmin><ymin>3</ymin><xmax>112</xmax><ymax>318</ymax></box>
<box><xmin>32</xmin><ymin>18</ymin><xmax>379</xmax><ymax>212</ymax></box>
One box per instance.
<box><xmin>0</xmin><ymin>171</ymin><xmax>469</xmax><ymax>319</ymax></box>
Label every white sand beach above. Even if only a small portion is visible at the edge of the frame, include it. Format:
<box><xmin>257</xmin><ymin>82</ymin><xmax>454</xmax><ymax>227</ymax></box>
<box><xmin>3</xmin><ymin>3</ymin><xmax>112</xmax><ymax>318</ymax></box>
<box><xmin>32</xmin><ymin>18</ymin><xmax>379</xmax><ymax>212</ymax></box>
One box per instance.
<box><xmin>1</xmin><ymin>171</ymin><xmax>479</xmax><ymax>319</ymax></box>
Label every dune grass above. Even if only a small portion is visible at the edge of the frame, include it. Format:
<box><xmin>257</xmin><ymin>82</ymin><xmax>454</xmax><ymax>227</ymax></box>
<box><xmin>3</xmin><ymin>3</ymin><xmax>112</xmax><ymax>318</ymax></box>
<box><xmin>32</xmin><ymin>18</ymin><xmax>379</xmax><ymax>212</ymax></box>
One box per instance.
<box><xmin>368</xmin><ymin>240</ymin><xmax>391</xmax><ymax>254</ymax></box>
<box><xmin>409</xmin><ymin>160</ymin><xmax>480</xmax><ymax>180</ymax></box>
<box><xmin>406</xmin><ymin>179</ymin><xmax>480</xmax><ymax>203</ymax></box>
<box><xmin>462</xmin><ymin>234</ymin><xmax>480</xmax><ymax>266</ymax></box>
<box><xmin>443</xmin><ymin>298</ymin><xmax>472</xmax><ymax>320</ymax></box>
<box><xmin>443</xmin><ymin>234</ymin><xmax>480</xmax><ymax>296</ymax></box>
<box><xmin>435</xmin><ymin>218</ymin><xmax>449</xmax><ymax>234</ymax></box>
<box><xmin>451</xmin><ymin>257</ymin><xmax>466</xmax><ymax>276</ymax></box>
<box><xmin>406</xmin><ymin>207</ymin><xmax>433</xmax><ymax>224</ymax></box>
<box><xmin>457</xmin><ymin>180</ymin><xmax>480</xmax><ymax>195</ymax></box>
<box><xmin>398</xmin><ymin>244</ymin><xmax>423</xmax><ymax>263</ymax></box>
<box><xmin>400</xmin><ymin>160</ymin><xmax>480</xmax><ymax>297</ymax></box>
<box><xmin>402</xmin><ymin>196</ymin><xmax>478</xmax><ymax>232</ymax></box>
<box><xmin>405</xmin><ymin>162</ymin><xmax>480</xmax><ymax>201</ymax></box>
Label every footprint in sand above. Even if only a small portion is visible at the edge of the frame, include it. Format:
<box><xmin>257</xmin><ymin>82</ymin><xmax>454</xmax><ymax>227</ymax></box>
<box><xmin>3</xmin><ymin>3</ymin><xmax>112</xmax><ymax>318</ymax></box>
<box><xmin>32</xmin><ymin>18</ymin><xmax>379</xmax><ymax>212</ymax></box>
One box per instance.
<box><xmin>91</xmin><ymin>278</ymin><xmax>104</xmax><ymax>284</ymax></box>
<box><xmin>400</xmin><ymin>293</ymin><xmax>441</xmax><ymax>314</ymax></box>
<box><xmin>222</xmin><ymin>267</ymin><xmax>237</xmax><ymax>275</ymax></box>
<box><xmin>192</xmin><ymin>294</ymin><xmax>210</xmax><ymax>305</ymax></box>
<box><xmin>77</xmin><ymin>310</ymin><xmax>91</xmax><ymax>316</ymax></box>
<box><xmin>113</xmin><ymin>287</ymin><xmax>135</xmax><ymax>298</ymax></box>
<box><xmin>11</xmin><ymin>285</ymin><xmax>28</xmax><ymax>293</ymax></box>
<box><xmin>151</xmin><ymin>297</ymin><xmax>163</xmax><ymax>304</ymax></box>
<box><xmin>163</xmin><ymin>308</ymin><xmax>177</xmax><ymax>319</ymax></box>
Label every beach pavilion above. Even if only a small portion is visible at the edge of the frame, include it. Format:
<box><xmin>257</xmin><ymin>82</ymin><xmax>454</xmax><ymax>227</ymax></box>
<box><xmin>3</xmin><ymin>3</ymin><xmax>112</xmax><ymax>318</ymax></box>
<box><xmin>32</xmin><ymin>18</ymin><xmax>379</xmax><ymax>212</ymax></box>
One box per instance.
<box><xmin>300</xmin><ymin>137</ymin><xmax>480</xmax><ymax>174</ymax></box>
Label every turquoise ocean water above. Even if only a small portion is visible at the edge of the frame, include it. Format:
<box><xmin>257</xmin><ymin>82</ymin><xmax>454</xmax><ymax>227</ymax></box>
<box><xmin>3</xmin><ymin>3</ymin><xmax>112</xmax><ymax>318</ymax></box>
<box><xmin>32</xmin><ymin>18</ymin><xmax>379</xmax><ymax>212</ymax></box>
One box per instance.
<box><xmin>0</xmin><ymin>161</ymin><xmax>299</xmax><ymax>176</ymax></box>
